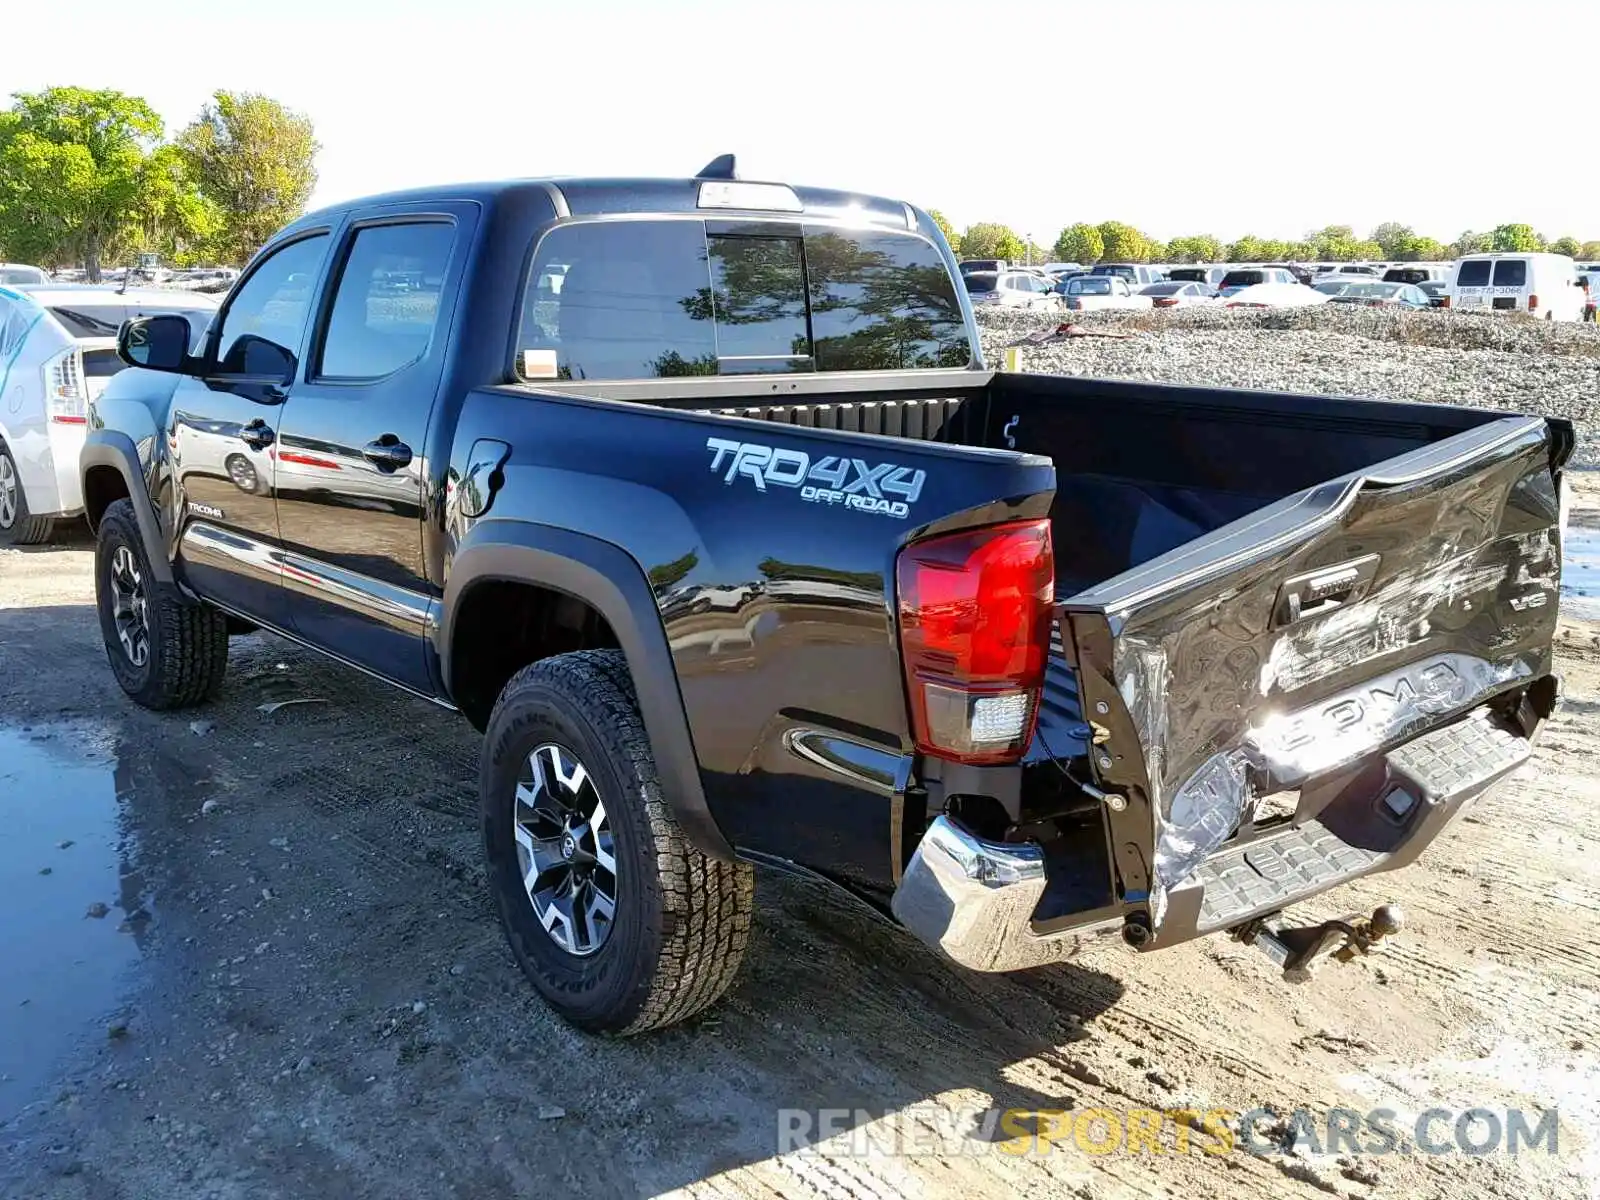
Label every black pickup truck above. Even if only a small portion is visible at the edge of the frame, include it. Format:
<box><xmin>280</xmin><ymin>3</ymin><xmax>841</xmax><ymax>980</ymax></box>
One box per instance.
<box><xmin>82</xmin><ymin>158</ymin><xmax>1572</xmax><ymax>1034</ymax></box>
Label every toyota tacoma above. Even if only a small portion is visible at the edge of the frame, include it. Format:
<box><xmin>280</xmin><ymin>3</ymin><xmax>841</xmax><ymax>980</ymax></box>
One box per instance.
<box><xmin>81</xmin><ymin>157</ymin><xmax>1573</xmax><ymax>1033</ymax></box>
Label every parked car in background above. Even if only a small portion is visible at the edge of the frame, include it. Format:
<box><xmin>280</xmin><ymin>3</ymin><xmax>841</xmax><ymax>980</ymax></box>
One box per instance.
<box><xmin>1326</xmin><ymin>281</ymin><xmax>1431</xmax><ymax>309</ymax></box>
<box><xmin>963</xmin><ymin>270</ymin><xmax>1060</xmax><ymax>310</ymax></box>
<box><xmin>1139</xmin><ymin>281</ymin><xmax>1216</xmax><ymax>308</ymax></box>
<box><xmin>958</xmin><ymin>259</ymin><xmax>1009</xmax><ymax>275</ymax></box>
<box><xmin>1263</xmin><ymin>262</ymin><xmax>1313</xmax><ymax>285</ymax></box>
<box><xmin>1061</xmin><ymin>275</ymin><xmax>1153</xmax><ymax>311</ymax></box>
<box><xmin>1166</xmin><ymin>265</ymin><xmax>1227</xmax><ymax>290</ymax></box>
<box><xmin>1090</xmin><ymin>262</ymin><xmax>1165</xmax><ymax>288</ymax></box>
<box><xmin>1040</xmin><ymin>262</ymin><xmax>1082</xmax><ymax>277</ymax></box>
<box><xmin>1382</xmin><ymin>266</ymin><xmax>1447</xmax><ymax>285</ymax></box>
<box><xmin>1312</xmin><ymin>279</ymin><xmax>1354</xmax><ymax>296</ymax></box>
<box><xmin>1447</xmin><ymin>253</ymin><xmax>1584</xmax><ymax>321</ymax></box>
<box><xmin>0</xmin><ymin>264</ymin><xmax>50</xmax><ymax>285</ymax></box>
<box><xmin>1313</xmin><ymin>264</ymin><xmax>1381</xmax><ymax>282</ymax></box>
<box><xmin>0</xmin><ymin>285</ymin><xmax>220</xmax><ymax>544</ymax></box>
<box><xmin>1222</xmin><ymin>282</ymin><xmax>1330</xmax><ymax>308</ymax></box>
<box><xmin>1218</xmin><ymin>267</ymin><xmax>1297</xmax><ymax>296</ymax></box>
<box><xmin>1419</xmin><ymin>280</ymin><xmax>1449</xmax><ymax>308</ymax></box>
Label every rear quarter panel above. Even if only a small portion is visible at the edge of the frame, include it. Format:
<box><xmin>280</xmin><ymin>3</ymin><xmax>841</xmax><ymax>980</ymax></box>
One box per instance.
<box><xmin>444</xmin><ymin>386</ymin><xmax>1054</xmax><ymax>887</ymax></box>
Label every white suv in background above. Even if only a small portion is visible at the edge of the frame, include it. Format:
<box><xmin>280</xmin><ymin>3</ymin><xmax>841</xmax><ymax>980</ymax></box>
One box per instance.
<box><xmin>0</xmin><ymin>285</ymin><xmax>219</xmax><ymax>544</ymax></box>
<box><xmin>1447</xmin><ymin>253</ymin><xmax>1585</xmax><ymax>321</ymax></box>
<box><xmin>962</xmin><ymin>270</ymin><xmax>1061</xmax><ymax>310</ymax></box>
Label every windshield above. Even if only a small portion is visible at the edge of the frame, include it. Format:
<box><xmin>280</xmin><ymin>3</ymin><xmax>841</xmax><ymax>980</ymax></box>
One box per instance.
<box><xmin>1090</xmin><ymin>265</ymin><xmax>1135</xmax><ymax>279</ymax></box>
<box><xmin>1070</xmin><ymin>278</ymin><xmax>1113</xmax><ymax>295</ymax></box>
<box><xmin>1221</xmin><ymin>270</ymin><xmax>1266</xmax><ymax>288</ymax></box>
<box><xmin>49</xmin><ymin>304</ymin><xmax>216</xmax><ymax>340</ymax></box>
<box><xmin>1339</xmin><ymin>283</ymin><xmax>1398</xmax><ymax>299</ymax></box>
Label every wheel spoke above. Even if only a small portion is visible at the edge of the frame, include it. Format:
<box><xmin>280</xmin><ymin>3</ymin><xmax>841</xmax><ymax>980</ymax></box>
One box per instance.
<box><xmin>512</xmin><ymin>741</ymin><xmax>618</xmax><ymax>957</ymax></box>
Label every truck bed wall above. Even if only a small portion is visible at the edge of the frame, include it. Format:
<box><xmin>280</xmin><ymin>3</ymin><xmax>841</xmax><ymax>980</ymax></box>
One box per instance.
<box><xmin>546</xmin><ymin>369</ymin><xmax>1515</xmax><ymax>597</ymax></box>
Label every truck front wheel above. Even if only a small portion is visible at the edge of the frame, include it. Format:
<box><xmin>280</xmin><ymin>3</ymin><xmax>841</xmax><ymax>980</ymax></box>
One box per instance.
<box><xmin>94</xmin><ymin>498</ymin><xmax>229</xmax><ymax>708</ymax></box>
<box><xmin>480</xmin><ymin>649</ymin><xmax>754</xmax><ymax>1034</ymax></box>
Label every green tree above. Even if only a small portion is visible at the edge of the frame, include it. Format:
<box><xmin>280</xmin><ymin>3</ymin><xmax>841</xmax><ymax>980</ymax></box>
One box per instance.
<box><xmin>1580</xmin><ymin>240</ymin><xmax>1600</xmax><ymax>260</ymax></box>
<box><xmin>1369</xmin><ymin>222</ymin><xmax>1415</xmax><ymax>260</ymax></box>
<box><xmin>1490</xmin><ymin>223</ymin><xmax>1542</xmax><ymax>252</ymax></box>
<box><xmin>0</xmin><ymin>86</ymin><xmax>209</xmax><ymax>279</ymax></box>
<box><xmin>993</xmin><ymin>230</ymin><xmax>1028</xmax><ymax>263</ymax></box>
<box><xmin>1548</xmin><ymin>235</ymin><xmax>1581</xmax><ymax>258</ymax></box>
<box><xmin>927</xmin><ymin>209</ymin><xmax>960</xmax><ymax>255</ymax></box>
<box><xmin>1052</xmin><ymin>222</ymin><xmax>1103</xmax><ymax>264</ymax></box>
<box><xmin>1144</xmin><ymin>239</ymin><xmax>1169</xmax><ymax>263</ymax></box>
<box><xmin>1285</xmin><ymin>240</ymin><xmax>1317</xmax><ymax>262</ymax></box>
<box><xmin>1226</xmin><ymin>235</ymin><xmax>1267</xmax><ymax>262</ymax></box>
<box><xmin>1166</xmin><ymin>234</ymin><xmax>1222</xmax><ymax>263</ymax></box>
<box><xmin>1451</xmin><ymin>230</ymin><xmax>1492</xmax><ymax>257</ymax></box>
<box><xmin>179</xmin><ymin>91</ymin><xmax>319</xmax><ymax>265</ymax></box>
<box><xmin>1096</xmin><ymin>220</ymin><xmax>1148</xmax><ymax>262</ymax></box>
<box><xmin>958</xmin><ymin>221</ymin><xmax>1023</xmax><ymax>261</ymax></box>
<box><xmin>1399</xmin><ymin>235</ymin><xmax>1448</xmax><ymax>261</ymax></box>
<box><xmin>1308</xmin><ymin>224</ymin><xmax>1361</xmax><ymax>260</ymax></box>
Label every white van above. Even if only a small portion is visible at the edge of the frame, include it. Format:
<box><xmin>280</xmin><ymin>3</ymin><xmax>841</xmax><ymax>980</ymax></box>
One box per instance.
<box><xmin>1446</xmin><ymin>252</ymin><xmax>1585</xmax><ymax>321</ymax></box>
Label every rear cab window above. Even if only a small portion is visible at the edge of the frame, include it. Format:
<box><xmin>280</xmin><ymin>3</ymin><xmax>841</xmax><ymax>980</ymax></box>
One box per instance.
<box><xmin>517</xmin><ymin>220</ymin><xmax>972</xmax><ymax>381</ymax></box>
<box><xmin>1455</xmin><ymin>260</ymin><xmax>1492</xmax><ymax>288</ymax></box>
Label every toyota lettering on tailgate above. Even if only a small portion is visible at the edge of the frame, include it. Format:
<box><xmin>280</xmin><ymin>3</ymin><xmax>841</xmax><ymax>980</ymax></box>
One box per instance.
<box><xmin>705</xmin><ymin>437</ymin><xmax>925</xmax><ymax>519</ymax></box>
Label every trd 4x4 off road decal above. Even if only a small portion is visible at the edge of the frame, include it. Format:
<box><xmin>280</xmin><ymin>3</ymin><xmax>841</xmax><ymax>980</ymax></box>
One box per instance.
<box><xmin>705</xmin><ymin>438</ymin><xmax>926</xmax><ymax>519</ymax></box>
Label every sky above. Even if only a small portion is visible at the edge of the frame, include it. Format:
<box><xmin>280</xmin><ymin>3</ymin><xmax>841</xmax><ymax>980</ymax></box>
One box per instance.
<box><xmin>5</xmin><ymin>0</ymin><xmax>1600</xmax><ymax>245</ymax></box>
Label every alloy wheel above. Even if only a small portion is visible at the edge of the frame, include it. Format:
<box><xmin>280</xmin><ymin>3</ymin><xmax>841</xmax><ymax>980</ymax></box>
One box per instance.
<box><xmin>108</xmin><ymin>545</ymin><xmax>150</xmax><ymax>667</ymax></box>
<box><xmin>512</xmin><ymin>743</ymin><xmax>617</xmax><ymax>956</ymax></box>
<box><xmin>0</xmin><ymin>454</ymin><xmax>16</xmax><ymax>529</ymax></box>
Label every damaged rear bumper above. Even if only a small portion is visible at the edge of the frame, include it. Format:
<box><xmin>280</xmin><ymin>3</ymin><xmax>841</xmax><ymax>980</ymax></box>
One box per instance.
<box><xmin>892</xmin><ymin>695</ymin><xmax>1549</xmax><ymax>972</ymax></box>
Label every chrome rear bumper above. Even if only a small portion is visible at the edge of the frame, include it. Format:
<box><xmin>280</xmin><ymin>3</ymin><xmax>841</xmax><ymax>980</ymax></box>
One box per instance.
<box><xmin>890</xmin><ymin>815</ymin><xmax>1113</xmax><ymax>972</ymax></box>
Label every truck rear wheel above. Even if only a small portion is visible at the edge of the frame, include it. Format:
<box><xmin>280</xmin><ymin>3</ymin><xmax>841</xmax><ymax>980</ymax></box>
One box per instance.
<box><xmin>481</xmin><ymin>650</ymin><xmax>754</xmax><ymax>1034</ymax></box>
<box><xmin>94</xmin><ymin>498</ymin><xmax>229</xmax><ymax>709</ymax></box>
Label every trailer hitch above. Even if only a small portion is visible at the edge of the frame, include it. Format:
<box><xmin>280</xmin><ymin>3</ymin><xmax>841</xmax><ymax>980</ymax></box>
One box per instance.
<box><xmin>1234</xmin><ymin>904</ymin><xmax>1405</xmax><ymax>983</ymax></box>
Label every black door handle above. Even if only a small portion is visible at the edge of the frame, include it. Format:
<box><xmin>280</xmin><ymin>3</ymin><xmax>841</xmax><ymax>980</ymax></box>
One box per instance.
<box><xmin>362</xmin><ymin>435</ymin><xmax>413</xmax><ymax>471</ymax></box>
<box><xmin>239</xmin><ymin>420</ymin><xmax>274</xmax><ymax>450</ymax></box>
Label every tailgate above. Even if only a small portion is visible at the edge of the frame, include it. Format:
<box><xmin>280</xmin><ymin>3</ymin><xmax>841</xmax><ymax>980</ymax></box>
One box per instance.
<box><xmin>1059</xmin><ymin>415</ymin><xmax>1566</xmax><ymax>923</ymax></box>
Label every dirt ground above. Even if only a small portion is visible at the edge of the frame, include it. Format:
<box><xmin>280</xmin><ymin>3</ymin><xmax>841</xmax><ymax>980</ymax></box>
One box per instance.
<box><xmin>1</xmin><ymin>477</ymin><xmax>1597</xmax><ymax>1200</ymax></box>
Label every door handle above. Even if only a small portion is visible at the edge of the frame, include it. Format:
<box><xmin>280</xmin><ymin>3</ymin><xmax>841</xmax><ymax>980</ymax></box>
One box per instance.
<box><xmin>362</xmin><ymin>435</ymin><xmax>413</xmax><ymax>471</ymax></box>
<box><xmin>239</xmin><ymin>420</ymin><xmax>274</xmax><ymax>450</ymax></box>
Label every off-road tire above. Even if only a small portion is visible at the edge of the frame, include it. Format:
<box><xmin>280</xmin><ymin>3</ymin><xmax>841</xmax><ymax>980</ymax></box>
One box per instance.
<box><xmin>0</xmin><ymin>442</ymin><xmax>55</xmax><ymax>546</ymax></box>
<box><xmin>95</xmin><ymin>498</ymin><xmax>229</xmax><ymax>709</ymax></box>
<box><xmin>482</xmin><ymin>649</ymin><xmax>754</xmax><ymax>1034</ymax></box>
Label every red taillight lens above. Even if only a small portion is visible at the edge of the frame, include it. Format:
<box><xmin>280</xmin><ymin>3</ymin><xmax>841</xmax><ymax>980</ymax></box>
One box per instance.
<box><xmin>1529</xmin><ymin>293</ymin><xmax>1539</xmax><ymax>310</ymax></box>
<box><xmin>1441</xmin><ymin>296</ymin><xmax>1451</xmax><ymax>308</ymax></box>
<box><xmin>896</xmin><ymin>519</ymin><xmax>1054</xmax><ymax>765</ymax></box>
<box><xmin>1153</xmin><ymin>297</ymin><xmax>1177</xmax><ymax>307</ymax></box>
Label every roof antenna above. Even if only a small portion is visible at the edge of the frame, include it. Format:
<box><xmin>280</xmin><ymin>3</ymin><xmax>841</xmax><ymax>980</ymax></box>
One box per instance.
<box><xmin>696</xmin><ymin>154</ymin><xmax>738</xmax><ymax>180</ymax></box>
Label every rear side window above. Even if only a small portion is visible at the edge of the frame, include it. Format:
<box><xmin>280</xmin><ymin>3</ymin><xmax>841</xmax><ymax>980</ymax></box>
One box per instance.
<box><xmin>517</xmin><ymin>220</ymin><xmax>969</xmax><ymax>380</ymax></box>
<box><xmin>1492</xmin><ymin>260</ymin><xmax>1527</xmax><ymax>287</ymax></box>
<box><xmin>318</xmin><ymin>222</ymin><xmax>455</xmax><ymax>380</ymax></box>
<box><xmin>1456</xmin><ymin>260</ymin><xmax>1491</xmax><ymax>287</ymax></box>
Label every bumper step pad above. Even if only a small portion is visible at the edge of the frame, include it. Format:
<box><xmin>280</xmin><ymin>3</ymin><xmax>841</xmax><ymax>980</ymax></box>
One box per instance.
<box><xmin>1194</xmin><ymin>708</ymin><xmax>1530</xmax><ymax>933</ymax></box>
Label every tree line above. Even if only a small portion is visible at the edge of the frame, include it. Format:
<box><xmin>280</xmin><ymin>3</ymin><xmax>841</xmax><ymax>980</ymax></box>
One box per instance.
<box><xmin>0</xmin><ymin>86</ymin><xmax>319</xmax><ymax>279</ymax></box>
<box><xmin>929</xmin><ymin>212</ymin><xmax>1600</xmax><ymax>265</ymax></box>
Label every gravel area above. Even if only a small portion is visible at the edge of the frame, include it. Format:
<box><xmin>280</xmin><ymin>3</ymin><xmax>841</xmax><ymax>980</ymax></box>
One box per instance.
<box><xmin>977</xmin><ymin>306</ymin><xmax>1600</xmax><ymax>468</ymax></box>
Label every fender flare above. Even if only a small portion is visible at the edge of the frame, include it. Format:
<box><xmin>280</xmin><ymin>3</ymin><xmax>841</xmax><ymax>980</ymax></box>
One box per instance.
<box><xmin>80</xmin><ymin>430</ymin><xmax>173</xmax><ymax>585</ymax></box>
<box><xmin>441</xmin><ymin>521</ymin><xmax>735</xmax><ymax>862</ymax></box>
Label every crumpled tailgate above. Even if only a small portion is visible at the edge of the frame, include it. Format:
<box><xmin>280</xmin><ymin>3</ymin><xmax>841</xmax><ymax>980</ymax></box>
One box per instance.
<box><xmin>1059</xmin><ymin>415</ymin><xmax>1566</xmax><ymax>924</ymax></box>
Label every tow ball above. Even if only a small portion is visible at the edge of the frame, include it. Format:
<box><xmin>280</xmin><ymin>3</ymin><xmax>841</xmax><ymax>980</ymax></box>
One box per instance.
<box><xmin>1234</xmin><ymin>904</ymin><xmax>1406</xmax><ymax>983</ymax></box>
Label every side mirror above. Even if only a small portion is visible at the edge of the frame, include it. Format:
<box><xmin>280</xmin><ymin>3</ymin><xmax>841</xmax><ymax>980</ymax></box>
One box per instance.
<box><xmin>118</xmin><ymin>314</ymin><xmax>195</xmax><ymax>374</ymax></box>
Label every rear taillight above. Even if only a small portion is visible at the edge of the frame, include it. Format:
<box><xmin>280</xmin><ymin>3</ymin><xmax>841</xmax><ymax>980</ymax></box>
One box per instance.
<box><xmin>896</xmin><ymin>519</ymin><xmax>1054</xmax><ymax>765</ymax></box>
<box><xmin>1529</xmin><ymin>293</ymin><xmax>1539</xmax><ymax>311</ymax></box>
<box><xmin>43</xmin><ymin>349</ymin><xmax>86</xmax><ymax>424</ymax></box>
<box><xmin>1153</xmin><ymin>297</ymin><xmax>1177</xmax><ymax>307</ymax></box>
<box><xmin>1441</xmin><ymin>296</ymin><xmax>1451</xmax><ymax>308</ymax></box>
